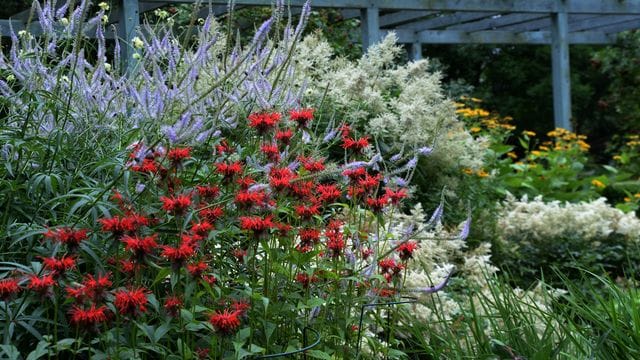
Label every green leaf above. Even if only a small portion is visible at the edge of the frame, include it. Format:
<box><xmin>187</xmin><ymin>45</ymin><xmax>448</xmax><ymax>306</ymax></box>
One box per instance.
<box><xmin>305</xmin><ymin>349</ymin><xmax>332</xmax><ymax>359</ymax></box>
<box><xmin>0</xmin><ymin>344</ymin><xmax>20</xmax><ymax>360</ymax></box>
<box><xmin>26</xmin><ymin>340</ymin><xmax>49</xmax><ymax>360</ymax></box>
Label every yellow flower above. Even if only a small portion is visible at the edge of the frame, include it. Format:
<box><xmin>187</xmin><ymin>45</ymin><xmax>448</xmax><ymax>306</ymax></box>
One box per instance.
<box><xmin>132</xmin><ymin>36</ymin><xmax>144</xmax><ymax>49</ymax></box>
<box><xmin>470</xmin><ymin>127</ymin><xmax>482</xmax><ymax>133</ymax></box>
<box><xmin>476</xmin><ymin>169</ymin><xmax>489</xmax><ymax>178</ymax></box>
<box><xmin>523</xmin><ymin>130</ymin><xmax>536</xmax><ymax>137</ymax></box>
<box><xmin>539</xmin><ymin>145</ymin><xmax>550</xmax><ymax>151</ymax></box>
<box><xmin>503</xmin><ymin>116</ymin><xmax>513</xmax><ymax>122</ymax></box>
<box><xmin>471</xmin><ymin>97</ymin><xmax>483</xmax><ymax>103</ymax></box>
<box><xmin>530</xmin><ymin>150</ymin><xmax>541</xmax><ymax>156</ymax></box>
<box><xmin>613</xmin><ymin>155</ymin><xmax>622</xmax><ymax>161</ymax></box>
<box><xmin>453</xmin><ymin>102</ymin><xmax>465</xmax><ymax>108</ymax></box>
<box><xmin>591</xmin><ymin>179</ymin><xmax>606</xmax><ymax>189</ymax></box>
<box><xmin>634</xmin><ymin>193</ymin><xmax>640</xmax><ymax>199</ymax></box>
<box><xmin>462</xmin><ymin>168</ymin><xmax>474</xmax><ymax>175</ymax></box>
<box><xmin>625</xmin><ymin>197</ymin><xmax>632</xmax><ymax>202</ymax></box>
<box><xmin>98</xmin><ymin>2</ymin><xmax>110</xmax><ymax>11</ymax></box>
<box><xmin>507</xmin><ymin>152</ymin><xmax>517</xmax><ymax>159</ymax></box>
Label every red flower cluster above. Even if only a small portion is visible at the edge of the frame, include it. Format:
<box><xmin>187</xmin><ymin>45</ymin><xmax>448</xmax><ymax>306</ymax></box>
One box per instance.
<box><xmin>42</xmin><ymin>256</ymin><xmax>76</xmax><ymax>277</ymax></box>
<box><xmin>67</xmin><ymin>273</ymin><xmax>112</xmax><ymax>302</ymax></box>
<box><xmin>99</xmin><ymin>214</ymin><xmax>150</xmax><ymax>237</ymax></box>
<box><xmin>167</xmin><ymin>147</ymin><xmax>191</xmax><ymax>163</ymax></box>
<box><xmin>69</xmin><ymin>304</ymin><xmax>110</xmax><ymax>328</ymax></box>
<box><xmin>44</xmin><ymin>227</ymin><xmax>88</xmax><ymax>249</ymax></box>
<box><xmin>239</xmin><ymin>215</ymin><xmax>275</xmax><ymax>236</ymax></box>
<box><xmin>396</xmin><ymin>241</ymin><xmax>419</xmax><ymax>261</ymax></box>
<box><xmin>121</xmin><ymin>234</ymin><xmax>158</xmax><ymax>259</ymax></box>
<box><xmin>289</xmin><ymin>108</ymin><xmax>314</xmax><ymax>128</ymax></box>
<box><xmin>248</xmin><ymin>112</ymin><xmax>281</xmax><ymax>134</ymax></box>
<box><xmin>114</xmin><ymin>287</ymin><xmax>149</xmax><ymax>317</ymax></box>
<box><xmin>260</xmin><ymin>143</ymin><xmax>280</xmax><ymax>162</ymax></box>
<box><xmin>164</xmin><ymin>296</ymin><xmax>183</xmax><ymax>317</ymax></box>
<box><xmin>325</xmin><ymin>220</ymin><xmax>345</xmax><ymax>257</ymax></box>
<box><xmin>160</xmin><ymin>194</ymin><xmax>192</xmax><ymax>214</ymax></box>
<box><xmin>0</xmin><ymin>278</ymin><xmax>20</xmax><ymax>300</ymax></box>
<box><xmin>209</xmin><ymin>309</ymin><xmax>242</xmax><ymax>334</ymax></box>
<box><xmin>27</xmin><ymin>274</ymin><xmax>56</xmax><ymax>295</ymax></box>
<box><xmin>275</xmin><ymin>129</ymin><xmax>293</xmax><ymax>145</ymax></box>
<box><xmin>215</xmin><ymin>161</ymin><xmax>243</xmax><ymax>179</ymax></box>
<box><xmin>295</xmin><ymin>273</ymin><xmax>319</xmax><ymax>288</ymax></box>
<box><xmin>378</xmin><ymin>258</ymin><xmax>405</xmax><ymax>282</ymax></box>
<box><xmin>161</xmin><ymin>241</ymin><xmax>196</xmax><ymax>267</ymax></box>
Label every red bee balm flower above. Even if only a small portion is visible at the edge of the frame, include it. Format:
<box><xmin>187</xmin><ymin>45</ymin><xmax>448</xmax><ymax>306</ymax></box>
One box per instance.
<box><xmin>99</xmin><ymin>214</ymin><xmax>149</xmax><ymax>236</ymax></box>
<box><xmin>160</xmin><ymin>194</ymin><xmax>192</xmax><ymax>214</ymax></box>
<box><xmin>161</xmin><ymin>242</ymin><xmax>196</xmax><ymax>266</ymax></box>
<box><xmin>260</xmin><ymin>143</ymin><xmax>280</xmax><ymax>162</ymax></box>
<box><xmin>69</xmin><ymin>304</ymin><xmax>110</xmax><ymax>328</ymax></box>
<box><xmin>27</xmin><ymin>274</ymin><xmax>56</xmax><ymax>294</ymax></box>
<box><xmin>82</xmin><ymin>273</ymin><xmax>112</xmax><ymax>301</ymax></box>
<box><xmin>164</xmin><ymin>296</ymin><xmax>183</xmax><ymax>317</ymax></box>
<box><xmin>196</xmin><ymin>185</ymin><xmax>220</xmax><ymax>199</ymax></box>
<box><xmin>384</xmin><ymin>188</ymin><xmax>408</xmax><ymax>204</ymax></box>
<box><xmin>210</xmin><ymin>309</ymin><xmax>242</xmax><ymax>334</ymax></box>
<box><xmin>342</xmin><ymin>136</ymin><xmax>370</xmax><ymax>152</ymax></box>
<box><xmin>44</xmin><ymin>227</ymin><xmax>88</xmax><ymax>249</ymax></box>
<box><xmin>295</xmin><ymin>203</ymin><xmax>320</xmax><ymax>219</ymax></box>
<box><xmin>167</xmin><ymin>147</ymin><xmax>191</xmax><ymax>163</ymax></box>
<box><xmin>42</xmin><ymin>256</ymin><xmax>76</xmax><ymax>276</ymax></box>
<box><xmin>114</xmin><ymin>287</ymin><xmax>149</xmax><ymax>316</ymax></box>
<box><xmin>215</xmin><ymin>161</ymin><xmax>243</xmax><ymax>179</ymax></box>
<box><xmin>248</xmin><ymin>112</ymin><xmax>281</xmax><ymax>134</ymax></box>
<box><xmin>121</xmin><ymin>235</ymin><xmax>158</xmax><ymax>258</ymax></box>
<box><xmin>187</xmin><ymin>261</ymin><xmax>208</xmax><ymax>278</ymax></box>
<box><xmin>199</xmin><ymin>206</ymin><xmax>224</xmax><ymax>222</ymax></box>
<box><xmin>289</xmin><ymin>108</ymin><xmax>314</xmax><ymax>128</ymax></box>
<box><xmin>275</xmin><ymin>129</ymin><xmax>293</xmax><ymax>145</ymax></box>
<box><xmin>396</xmin><ymin>241</ymin><xmax>419</xmax><ymax>261</ymax></box>
<box><xmin>239</xmin><ymin>215</ymin><xmax>275</xmax><ymax>235</ymax></box>
<box><xmin>317</xmin><ymin>184</ymin><xmax>341</xmax><ymax>203</ymax></box>
<box><xmin>0</xmin><ymin>278</ymin><xmax>20</xmax><ymax>300</ymax></box>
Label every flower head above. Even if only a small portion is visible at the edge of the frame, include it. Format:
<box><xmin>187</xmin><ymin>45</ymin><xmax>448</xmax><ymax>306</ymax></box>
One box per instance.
<box><xmin>289</xmin><ymin>108</ymin><xmax>314</xmax><ymax>128</ymax></box>
<box><xmin>0</xmin><ymin>278</ymin><xmax>20</xmax><ymax>300</ymax></box>
<box><xmin>114</xmin><ymin>287</ymin><xmax>149</xmax><ymax>317</ymax></box>
<box><xmin>69</xmin><ymin>304</ymin><xmax>110</xmax><ymax>328</ymax></box>
<box><xmin>248</xmin><ymin>112</ymin><xmax>281</xmax><ymax>134</ymax></box>
<box><xmin>209</xmin><ymin>309</ymin><xmax>241</xmax><ymax>334</ymax></box>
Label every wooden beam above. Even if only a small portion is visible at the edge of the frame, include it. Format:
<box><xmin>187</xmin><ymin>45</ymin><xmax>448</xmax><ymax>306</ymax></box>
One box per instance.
<box><xmin>137</xmin><ymin>0</ymin><xmax>640</xmax><ymax>14</ymax></box>
<box><xmin>398</xmin><ymin>11</ymin><xmax>498</xmax><ymax>30</ymax></box>
<box><xmin>447</xmin><ymin>13</ymin><xmax>546</xmax><ymax>31</ymax></box>
<box><xmin>551</xmin><ymin>9</ymin><xmax>572</xmax><ymax>130</ymax></box>
<box><xmin>379</xmin><ymin>10</ymin><xmax>434</xmax><ymax>27</ymax></box>
<box><xmin>390</xmin><ymin>29</ymin><xmax>614</xmax><ymax>44</ymax></box>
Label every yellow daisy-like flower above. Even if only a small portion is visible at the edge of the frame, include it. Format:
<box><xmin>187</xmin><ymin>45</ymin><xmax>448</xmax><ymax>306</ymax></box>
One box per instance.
<box><xmin>462</xmin><ymin>168</ymin><xmax>474</xmax><ymax>175</ymax></box>
<box><xmin>470</xmin><ymin>127</ymin><xmax>482</xmax><ymax>133</ymax></box>
<box><xmin>523</xmin><ymin>130</ymin><xmax>536</xmax><ymax>137</ymax></box>
<box><xmin>506</xmin><ymin>152</ymin><xmax>517</xmax><ymax>159</ymax></box>
<box><xmin>591</xmin><ymin>179</ymin><xmax>606</xmax><ymax>189</ymax></box>
<box><xmin>530</xmin><ymin>150</ymin><xmax>541</xmax><ymax>156</ymax></box>
<box><xmin>476</xmin><ymin>169</ymin><xmax>489</xmax><ymax>178</ymax></box>
<box><xmin>613</xmin><ymin>155</ymin><xmax>622</xmax><ymax>161</ymax></box>
<box><xmin>625</xmin><ymin>197</ymin><xmax>632</xmax><ymax>202</ymax></box>
<box><xmin>98</xmin><ymin>2</ymin><xmax>110</xmax><ymax>11</ymax></box>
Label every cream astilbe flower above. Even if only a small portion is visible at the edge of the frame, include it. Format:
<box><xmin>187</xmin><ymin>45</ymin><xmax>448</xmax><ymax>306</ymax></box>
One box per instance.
<box><xmin>497</xmin><ymin>194</ymin><xmax>640</xmax><ymax>242</ymax></box>
<box><xmin>293</xmin><ymin>33</ymin><xmax>488</xmax><ymax>175</ymax></box>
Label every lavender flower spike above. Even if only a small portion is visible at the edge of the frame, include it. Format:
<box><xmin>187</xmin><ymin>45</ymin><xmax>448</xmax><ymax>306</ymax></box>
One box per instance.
<box><xmin>417</xmin><ymin>146</ymin><xmax>433</xmax><ymax>156</ymax></box>
<box><xmin>458</xmin><ymin>213</ymin><xmax>472</xmax><ymax>241</ymax></box>
<box><xmin>407</xmin><ymin>270</ymin><xmax>454</xmax><ymax>294</ymax></box>
<box><xmin>251</xmin><ymin>17</ymin><xmax>274</xmax><ymax>46</ymax></box>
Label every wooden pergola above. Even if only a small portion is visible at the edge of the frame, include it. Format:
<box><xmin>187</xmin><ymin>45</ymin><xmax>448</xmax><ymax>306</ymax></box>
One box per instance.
<box><xmin>3</xmin><ymin>0</ymin><xmax>640</xmax><ymax>130</ymax></box>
